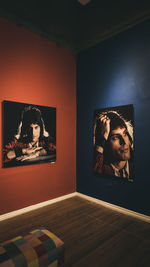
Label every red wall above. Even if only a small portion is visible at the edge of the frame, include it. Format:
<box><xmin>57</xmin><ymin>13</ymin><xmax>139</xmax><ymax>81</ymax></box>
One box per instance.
<box><xmin>0</xmin><ymin>18</ymin><xmax>76</xmax><ymax>215</ymax></box>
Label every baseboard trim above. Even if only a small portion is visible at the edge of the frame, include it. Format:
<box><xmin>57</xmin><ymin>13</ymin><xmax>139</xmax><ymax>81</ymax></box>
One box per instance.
<box><xmin>76</xmin><ymin>192</ymin><xmax>150</xmax><ymax>223</ymax></box>
<box><xmin>0</xmin><ymin>192</ymin><xmax>77</xmax><ymax>221</ymax></box>
<box><xmin>0</xmin><ymin>192</ymin><xmax>149</xmax><ymax>223</ymax></box>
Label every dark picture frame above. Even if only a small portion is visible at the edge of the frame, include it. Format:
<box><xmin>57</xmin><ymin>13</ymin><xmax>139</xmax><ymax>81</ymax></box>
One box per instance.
<box><xmin>93</xmin><ymin>104</ymin><xmax>134</xmax><ymax>182</ymax></box>
<box><xmin>2</xmin><ymin>100</ymin><xmax>56</xmax><ymax>168</ymax></box>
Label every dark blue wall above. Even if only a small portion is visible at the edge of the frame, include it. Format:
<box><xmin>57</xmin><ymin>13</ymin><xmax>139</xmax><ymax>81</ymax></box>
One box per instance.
<box><xmin>77</xmin><ymin>19</ymin><xmax>150</xmax><ymax>216</ymax></box>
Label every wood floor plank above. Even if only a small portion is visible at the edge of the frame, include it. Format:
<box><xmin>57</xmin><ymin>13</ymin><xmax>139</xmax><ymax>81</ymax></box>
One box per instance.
<box><xmin>0</xmin><ymin>196</ymin><xmax>150</xmax><ymax>266</ymax></box>
<box><xmin>73</xmin><ymin>231</ymin><xmax>150</xmax><ymax>267</ymax></box>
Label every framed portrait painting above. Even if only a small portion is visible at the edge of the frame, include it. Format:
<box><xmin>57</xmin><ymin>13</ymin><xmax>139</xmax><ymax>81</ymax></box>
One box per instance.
<box><xmin>2</xmin><ymin>100</ymin><xmax>56</xmax><ymax>168</ymax></box>
<box><xmin>93</xmin><ymin>104</ymin><xmax>134</xmax><ymax>182</ymax></box>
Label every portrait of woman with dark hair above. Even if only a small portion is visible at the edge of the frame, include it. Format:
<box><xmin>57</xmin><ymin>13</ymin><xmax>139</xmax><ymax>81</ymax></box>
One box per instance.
<box><xmin>3</xmin><ymin>101</ymin><xmax>56</xmax><ymax>167</ymax></box>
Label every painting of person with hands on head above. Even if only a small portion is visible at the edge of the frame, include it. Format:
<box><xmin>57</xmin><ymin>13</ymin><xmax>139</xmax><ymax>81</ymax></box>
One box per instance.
<box><xmin>3</xmin><ymin>101</ymin><xmax>56</xmax><ymax>167</ymax></box>
<box><xmin>93</xmin><ymin>105</ymin><xmax>134</xmax><ymax>182</ymax></box>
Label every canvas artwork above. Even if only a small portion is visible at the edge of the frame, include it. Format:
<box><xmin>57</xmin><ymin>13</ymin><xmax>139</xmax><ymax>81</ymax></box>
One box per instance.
<box><xmin>93</xmin><ymin>104</ymin><xmax>134</xmax><ymax>182</ymax></box>
<box><xmin>2</xmin><ymin>100</ymin><xmax>56</xmax><ymax>168</ymax></box>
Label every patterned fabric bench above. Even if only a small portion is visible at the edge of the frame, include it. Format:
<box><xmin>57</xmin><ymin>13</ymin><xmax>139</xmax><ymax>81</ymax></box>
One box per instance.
<box><xmin>0</xmin><ymin>227</ymin><xmax>64</xmax><ymax>266</ymax></box>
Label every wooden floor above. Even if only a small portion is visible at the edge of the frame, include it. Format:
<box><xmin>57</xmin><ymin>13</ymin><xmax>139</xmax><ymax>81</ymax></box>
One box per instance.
<box><xmin>0</xmin><ymin>196</ymin><xmax>150</xmax><ymax>267</ymax></box>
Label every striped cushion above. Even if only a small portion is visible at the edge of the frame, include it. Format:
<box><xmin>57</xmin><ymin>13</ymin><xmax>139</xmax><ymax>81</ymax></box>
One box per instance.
<box><xmin>0</xmin><ymin>227</ymin><xmax>64</xmax><ymax>266</ymax></box>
